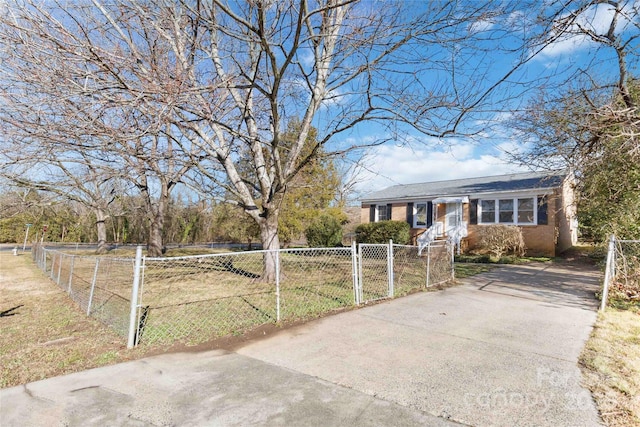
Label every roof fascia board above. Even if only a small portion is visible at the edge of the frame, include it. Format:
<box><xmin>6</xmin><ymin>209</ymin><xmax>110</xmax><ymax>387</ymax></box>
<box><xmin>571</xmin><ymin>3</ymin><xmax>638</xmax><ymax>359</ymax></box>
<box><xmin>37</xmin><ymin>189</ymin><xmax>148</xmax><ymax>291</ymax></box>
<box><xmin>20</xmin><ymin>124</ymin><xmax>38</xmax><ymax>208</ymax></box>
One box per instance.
<box><xmin>471</xmin><ymin>187</ymin><xmax>558</xmax><ymax>199</ymax></box>
<box><xmin>361</xmin><ymin>187</ymin><xmax>558</xmax><ymax>204</ymax></box>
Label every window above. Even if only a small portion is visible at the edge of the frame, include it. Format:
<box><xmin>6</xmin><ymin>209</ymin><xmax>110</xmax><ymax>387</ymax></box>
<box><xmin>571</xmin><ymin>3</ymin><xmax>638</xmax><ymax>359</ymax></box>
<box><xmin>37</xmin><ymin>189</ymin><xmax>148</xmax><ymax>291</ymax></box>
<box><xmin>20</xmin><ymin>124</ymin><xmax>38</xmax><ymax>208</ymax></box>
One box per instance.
<box><xmin>499</xmin><ymin>199</ymin><xmax>513</xmax><ymax>223</ymax></box>
<box><xmin>377</xmin><ymin>204</ymin><xmax>391</xmax><ymax>221</ymax></box>
<box><xmin>415</xmin><ymin>203</ymin><xmax>427</xmax><ymax>227</ymax></box>
<box><xmin>369</xmin><ymin>204</ymin><xmax>392</xmax><ymax>222</ymax></box>
<box><xmin>478</xmin><ymin>197</ymin><xmax>538</xmax><ymax>225</ymax></box>
<box><xmin>517</xmin><ymin>198</ymin><xmax>534</xmax><ymax>224</ymax></box>
<box><xmin>480</xmin><ymin>200</ymin><xmax>495</xmax><ymax>223</ymax></box>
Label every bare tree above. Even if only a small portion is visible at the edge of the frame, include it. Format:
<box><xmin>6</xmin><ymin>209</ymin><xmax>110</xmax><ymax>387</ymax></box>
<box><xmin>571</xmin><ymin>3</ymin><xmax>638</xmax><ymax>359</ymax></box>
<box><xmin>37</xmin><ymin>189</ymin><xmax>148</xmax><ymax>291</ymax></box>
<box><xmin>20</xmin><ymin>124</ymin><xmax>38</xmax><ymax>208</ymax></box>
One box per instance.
<box><xmin>507</xmin><ymin>1</ymin><xmax>640</xmax><ymax>241</ymax></box>
<box><xmin>0</xmin><ymin>148</ymin><xmax>123</xmax><ymax>253</ymax></box>
<box><xmin>508</xmin><ymin>0</ymin><xmax>639</xmax><ymax>166</ymax></box>
<box><xmin>1</xmin><ymin>0</ymin><xmax>547</xmax><ymax>278</ymax></box>
<box><xmin>0</xmin><ymin>1</ymin><xmax>200</xmax><ymax>256</ymax></box>
<box><xmin>119</xmin><ymin>127</ymin><xmax>195</xmax><ymax>256</ymax></box>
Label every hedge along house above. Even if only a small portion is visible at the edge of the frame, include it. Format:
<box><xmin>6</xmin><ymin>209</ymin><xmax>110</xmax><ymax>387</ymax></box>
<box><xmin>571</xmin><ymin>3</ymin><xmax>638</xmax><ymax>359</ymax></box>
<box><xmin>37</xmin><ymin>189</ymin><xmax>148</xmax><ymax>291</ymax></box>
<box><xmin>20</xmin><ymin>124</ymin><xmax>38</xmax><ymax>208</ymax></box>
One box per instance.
<box><xmin>360</xmin><ymin>170</ymin><xmax>578</xmax><ymax>257</ymax></box>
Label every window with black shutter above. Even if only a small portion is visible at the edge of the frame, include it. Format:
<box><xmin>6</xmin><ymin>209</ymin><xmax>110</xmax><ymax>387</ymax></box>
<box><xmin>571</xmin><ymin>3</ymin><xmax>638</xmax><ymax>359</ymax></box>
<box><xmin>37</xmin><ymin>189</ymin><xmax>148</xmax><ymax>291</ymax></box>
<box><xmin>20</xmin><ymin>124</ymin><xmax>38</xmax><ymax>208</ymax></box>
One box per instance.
<box><xmin>469</xmin><ymin>199</ymin><xmax>478</xmax><ymax>225</ymax></box>
<box><xmin>537</xmin><ymin>197</ymin><xmax>548</xmax><ymax>225</ymax></box>
<box><xmin>406</xmin><ymin>203</ymin><xmax>414</xmax><ymax>226</ymax></box>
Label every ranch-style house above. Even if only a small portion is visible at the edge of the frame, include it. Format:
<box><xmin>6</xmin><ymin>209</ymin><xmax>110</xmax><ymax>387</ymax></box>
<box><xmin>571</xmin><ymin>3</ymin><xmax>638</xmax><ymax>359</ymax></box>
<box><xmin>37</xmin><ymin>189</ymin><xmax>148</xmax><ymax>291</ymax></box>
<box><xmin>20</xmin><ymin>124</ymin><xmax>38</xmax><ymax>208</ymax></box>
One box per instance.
<box><xmin>360</xmin><ymin>170</ymin><xmax>578</xmax><ymax>257</ymax></box>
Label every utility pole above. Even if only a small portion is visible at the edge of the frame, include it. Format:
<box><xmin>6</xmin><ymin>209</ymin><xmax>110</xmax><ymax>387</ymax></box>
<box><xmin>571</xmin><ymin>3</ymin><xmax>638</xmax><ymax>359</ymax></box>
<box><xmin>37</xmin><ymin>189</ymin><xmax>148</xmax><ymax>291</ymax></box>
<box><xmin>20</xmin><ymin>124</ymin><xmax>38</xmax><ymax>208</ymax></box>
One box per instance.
<box><xmin>22</xmin><ymin>223</ymin><xmax>32</xmax><ymax>252</ymax></box>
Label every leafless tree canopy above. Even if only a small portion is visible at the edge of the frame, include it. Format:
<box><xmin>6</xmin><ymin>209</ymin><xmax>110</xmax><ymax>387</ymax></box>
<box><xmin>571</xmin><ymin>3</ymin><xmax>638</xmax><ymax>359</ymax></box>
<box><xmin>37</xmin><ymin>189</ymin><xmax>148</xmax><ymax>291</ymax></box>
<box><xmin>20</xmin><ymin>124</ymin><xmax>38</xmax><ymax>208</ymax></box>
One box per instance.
<box><xmin>511</xmin><ymin>0</ymin><xmax>639</xmax><ymax>165</ymax></box>
<box><xmin>4</xmin><ymin>0</ymin><xmax>606</xmax><ymax>272</ymax></box>
<box><xmin>0</xmin><ymin>0</ymin><xmax>534</xmax><ymax>266</ymax></box>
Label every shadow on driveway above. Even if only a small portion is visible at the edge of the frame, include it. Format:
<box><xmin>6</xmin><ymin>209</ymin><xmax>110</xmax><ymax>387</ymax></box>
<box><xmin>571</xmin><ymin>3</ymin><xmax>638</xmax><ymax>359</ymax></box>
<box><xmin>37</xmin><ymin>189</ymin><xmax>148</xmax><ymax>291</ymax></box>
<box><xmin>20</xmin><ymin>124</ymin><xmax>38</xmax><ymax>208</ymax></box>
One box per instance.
<box><xmin>1</xmin><ymin>261</ymin><xmax>603</xmax><ymax>427</ymax></box>
<box><xmin>469</xmin><ymin>262</ymin><xmax>601</xmax><ymax>311</ymax></box>
<box><xmin>237</xmin><ymin>261</ymin><xmax>603</xmax><ymax>426</ymax></box>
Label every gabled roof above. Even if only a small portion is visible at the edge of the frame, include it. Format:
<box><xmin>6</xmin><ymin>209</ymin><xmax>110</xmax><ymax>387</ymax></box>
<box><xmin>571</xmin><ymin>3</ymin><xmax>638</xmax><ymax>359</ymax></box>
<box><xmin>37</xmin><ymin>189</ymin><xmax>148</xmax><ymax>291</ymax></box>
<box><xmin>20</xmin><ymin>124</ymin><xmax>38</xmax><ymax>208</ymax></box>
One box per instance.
<box><xmin>361</xmin><ymin>170</ymin><xmax>566</xmax><ymax>203</ymax></box>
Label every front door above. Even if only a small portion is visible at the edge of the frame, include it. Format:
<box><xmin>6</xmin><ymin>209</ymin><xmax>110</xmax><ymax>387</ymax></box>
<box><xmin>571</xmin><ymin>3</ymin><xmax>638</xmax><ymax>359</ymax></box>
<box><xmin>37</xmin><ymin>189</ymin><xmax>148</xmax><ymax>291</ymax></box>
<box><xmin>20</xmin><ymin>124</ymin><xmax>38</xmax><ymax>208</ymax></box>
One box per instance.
<box><xmin>444</xmin><ymin>203</ymin><xmax>460</xmax><ymax>237</ymax></box>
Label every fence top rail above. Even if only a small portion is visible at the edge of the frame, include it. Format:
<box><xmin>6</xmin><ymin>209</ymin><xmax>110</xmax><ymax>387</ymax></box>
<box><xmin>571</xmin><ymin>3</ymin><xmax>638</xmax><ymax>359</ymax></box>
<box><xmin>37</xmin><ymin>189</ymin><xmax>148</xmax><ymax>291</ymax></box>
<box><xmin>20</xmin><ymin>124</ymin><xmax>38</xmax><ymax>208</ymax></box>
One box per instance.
<box><xmin>145</xmin><ymin>246</ymin><xmax>354</xmax><ymax>262</ymax></box>
<box><xmin>394</xmin><ymin>241</ymin><xmax>449</xmax><ymax>248</ymax></box>
<box><xmin>144</xmin><ymin>250</ymin><xmax>262</xmax><ymax>262</ymax></box>
<box><xmin>37</xmin><ymin>245</ymin><xmax>355</xmax><ymax>263</ymax></box>
<box><xmin>615</xmin><ymin>239</ymin><xmax>640</xmax><ymax>243</ymax></box>
<box><xmin>279</xmin><ymin>247</ymin><xmax>353</xmax><ymax>254</ymax></box>
<box><xmin>39</xmin><ymin>247</ymin><xmax>135</xmax><ymax>263</ymax></box>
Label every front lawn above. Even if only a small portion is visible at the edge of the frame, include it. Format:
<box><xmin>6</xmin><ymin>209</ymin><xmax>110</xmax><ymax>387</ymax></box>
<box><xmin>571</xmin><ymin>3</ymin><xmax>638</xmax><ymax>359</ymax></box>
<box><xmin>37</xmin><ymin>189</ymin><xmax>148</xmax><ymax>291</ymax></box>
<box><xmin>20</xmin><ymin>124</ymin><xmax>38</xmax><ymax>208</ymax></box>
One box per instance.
<box><xmin>580</xmin><ymin>307</ymin><xmax>640</xmax><ymax>426</ymax></box>
<box><xmin>454</xmin><ymin>262</ymin><xmax>495</xmax><ymax>278</ymax></box>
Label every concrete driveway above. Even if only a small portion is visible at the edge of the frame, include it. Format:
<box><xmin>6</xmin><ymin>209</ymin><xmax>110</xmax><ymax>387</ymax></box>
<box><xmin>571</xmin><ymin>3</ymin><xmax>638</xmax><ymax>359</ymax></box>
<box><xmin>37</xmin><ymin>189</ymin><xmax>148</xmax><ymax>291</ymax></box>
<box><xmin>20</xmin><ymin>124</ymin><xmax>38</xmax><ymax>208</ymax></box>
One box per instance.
<box><xmin>1</xmin><ymin>262</ymin><xmax>602</xmax><ymax>426</ymax></box>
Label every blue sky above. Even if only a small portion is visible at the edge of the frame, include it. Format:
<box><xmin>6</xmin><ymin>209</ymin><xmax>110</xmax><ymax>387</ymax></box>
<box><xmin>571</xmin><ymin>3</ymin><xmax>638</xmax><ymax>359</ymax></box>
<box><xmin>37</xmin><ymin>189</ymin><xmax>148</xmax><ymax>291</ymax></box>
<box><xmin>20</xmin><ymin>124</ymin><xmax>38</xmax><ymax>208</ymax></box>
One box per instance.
<box><xmin>350</xmin><ymin>1</ymin><xmax>640</xmax><ymax>195</ymax></box>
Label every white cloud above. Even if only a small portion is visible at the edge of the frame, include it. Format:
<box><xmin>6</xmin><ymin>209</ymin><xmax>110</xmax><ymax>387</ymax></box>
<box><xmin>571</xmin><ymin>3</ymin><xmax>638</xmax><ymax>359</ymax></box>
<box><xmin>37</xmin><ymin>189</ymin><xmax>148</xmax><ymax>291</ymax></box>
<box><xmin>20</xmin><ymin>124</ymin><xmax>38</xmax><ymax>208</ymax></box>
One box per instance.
<box><xmin>468</xmin><ymin>19</ymin><xmax>495</xmax><ymax>34</ymax></box>
<box><xmin>354</xmin><ymin>142</ymin><xmax>529</xmax><ymax>197</ymax></box>
<box><xmin>320</xmin><ymin>87</ymin><xmax>349</xmax><ymax>109</ymax></box>
<box><xmin>538</xmin><ymin>2</ymin><xmax>634</xmax><ymax>59</ymax></box>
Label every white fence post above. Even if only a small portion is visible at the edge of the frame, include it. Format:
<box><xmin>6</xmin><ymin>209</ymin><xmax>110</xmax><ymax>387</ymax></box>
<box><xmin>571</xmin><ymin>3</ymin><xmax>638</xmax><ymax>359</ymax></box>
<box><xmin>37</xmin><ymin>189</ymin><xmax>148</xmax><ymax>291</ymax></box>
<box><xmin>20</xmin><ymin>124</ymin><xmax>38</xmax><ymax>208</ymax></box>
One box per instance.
<box><xmin>67</xmin><ymin>256</ymin><xmax>75</xmax><ymax>293</ymax></box>
<box><xmin>351</xmin><ymin>242</ymin><xmax>359</xmax><ymax>305</ymax></box>
<box><xmin>56</xmin><ymin>253</ymin><xmax>63</xmax><ymax>285</ymax></box>
<box><xmin>49</xmin><ymin>253</ymin><xmax>56</xmax><ymax>280</ymax></box>
<box><xmin>388</xmin><ymin>240</ymin><xmax>394</xmax><ymax>297</ymax></box>
<box><xmin>87</xmin><ymin>259</ymin><xmax>100</xmax><ymax>316</ymax></box>
<box><xmin>600</xmin><ymin>235</ymin><xmax>616</xmax><ymax>312</ymax></box>
<box><xmin>426</xmin><ymin>243</ymin><xmax>431</xmax><ymax>288</ymax></box>
<box><xmin>127</xmin><ymin>246</ymin><xmax>144</xmax><ymax>348</ymax></box>
<box><xmin>275</xmin><ymin>249</ymin><xmax>281</xmax><ymax>322</ymax></box>
<box><xmin>357</xmin><ymin>244</ymin><xmax>364</xmax><ymax>304</ymax></box>
<box><xmin>450</xmin><ymin>242</ymin><xmax>455</xmax><ymax>281</ymax></box>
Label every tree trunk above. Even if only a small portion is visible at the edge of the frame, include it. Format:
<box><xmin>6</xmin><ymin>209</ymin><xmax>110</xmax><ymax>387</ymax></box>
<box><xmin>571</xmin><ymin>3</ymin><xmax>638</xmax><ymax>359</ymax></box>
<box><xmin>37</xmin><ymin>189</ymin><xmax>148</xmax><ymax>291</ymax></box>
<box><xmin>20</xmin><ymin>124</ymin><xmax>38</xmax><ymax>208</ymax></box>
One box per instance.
<box><xmin>147</xmin><ymin>185</ymin><xmax>168</xmax><ymax>257</ymax></box>
<box><xmin>259</xmin><ymin>212</ymin><xmax>280</xmax><ymax>283</ymax></box>
<box><xmin>95</xmin><ymin>208</ymin><xmax>109</xmax><ymax>254</ymax></box>
<box><xmin>148</xmin><ymin>208</ymin><xmax>165</xmax><ymax>257</ymax></box>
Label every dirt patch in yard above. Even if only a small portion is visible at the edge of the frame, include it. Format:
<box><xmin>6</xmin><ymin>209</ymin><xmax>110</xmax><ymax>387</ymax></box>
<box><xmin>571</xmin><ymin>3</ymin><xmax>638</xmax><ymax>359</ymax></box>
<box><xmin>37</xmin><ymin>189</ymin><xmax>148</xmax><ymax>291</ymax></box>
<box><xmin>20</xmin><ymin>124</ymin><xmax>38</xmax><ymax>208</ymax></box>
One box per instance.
<box><xmin>0</xmin><ymin>253</ymin><xmax>150</xmax><ymax>388</ymax></box>
<box><xmin>0</xmin><ymin>250</ymin><xmax>530</xmax><ymax>390</ymax></box>
<box><xmin>0</xmin><ymin>252</ymin><xmax>358</xmax><ymax>387</ymax></box>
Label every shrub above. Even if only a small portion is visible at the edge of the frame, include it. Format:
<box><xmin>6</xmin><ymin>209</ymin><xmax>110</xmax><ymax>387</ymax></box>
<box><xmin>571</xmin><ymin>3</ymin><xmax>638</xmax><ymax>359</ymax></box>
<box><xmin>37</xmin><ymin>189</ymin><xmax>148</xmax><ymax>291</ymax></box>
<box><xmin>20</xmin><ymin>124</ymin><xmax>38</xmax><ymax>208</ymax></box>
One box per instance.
<box><xmin>477</xmin><ymin>225</ymin><xmax>526</xmax><ymax>259</ymax></box>
<box><xmin>355</xmin><ymin>220</ymin><xmax>410</xmax><ymax>244</ymax></box>
<box><xmin>305</xmin><ymin>214</ymin><xmax>343</xmax><ymax>247</ymax></box>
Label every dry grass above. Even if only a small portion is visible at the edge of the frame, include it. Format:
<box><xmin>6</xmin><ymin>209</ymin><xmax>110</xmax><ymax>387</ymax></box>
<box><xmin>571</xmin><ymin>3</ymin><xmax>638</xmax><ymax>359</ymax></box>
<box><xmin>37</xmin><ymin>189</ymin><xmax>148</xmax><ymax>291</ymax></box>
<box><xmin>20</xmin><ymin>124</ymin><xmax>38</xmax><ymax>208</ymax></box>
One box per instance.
<box><xmin>1</xmin><ymin>247</ymin><xmax>477</xmax><ymax>388</ymax></box>
<box><xmin>0</xmin><ymin>252</ymin><xmax>149</xmax><ymax>389</ymax></box>
<box><xmin>580</xmin><ymin>307</ymin><xmax>640</xmax><ymax>426</ymax></box>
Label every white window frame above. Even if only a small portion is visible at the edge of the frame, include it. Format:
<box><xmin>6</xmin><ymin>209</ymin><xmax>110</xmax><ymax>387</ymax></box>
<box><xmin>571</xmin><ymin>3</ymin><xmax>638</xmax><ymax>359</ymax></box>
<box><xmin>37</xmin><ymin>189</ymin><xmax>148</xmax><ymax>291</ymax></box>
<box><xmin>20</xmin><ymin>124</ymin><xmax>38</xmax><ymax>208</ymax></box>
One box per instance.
<box><xmin>478</xmin><ymin>196</ymin><xmax>538</xmax><ymax>226</ymax></box>
<box><xmin>375</xmin><ymin>204</ymin><xmax>391</xmax><ymax>222</ymax></box>
<box><xmin>516</xmin><ymin>198</ymin><xmax>535</xmax><ymax>224</ymax></box>
<box><xmin>480</xmin><ymin>200</ymin><xmax>496</xmax><ymax>224</ymax></box>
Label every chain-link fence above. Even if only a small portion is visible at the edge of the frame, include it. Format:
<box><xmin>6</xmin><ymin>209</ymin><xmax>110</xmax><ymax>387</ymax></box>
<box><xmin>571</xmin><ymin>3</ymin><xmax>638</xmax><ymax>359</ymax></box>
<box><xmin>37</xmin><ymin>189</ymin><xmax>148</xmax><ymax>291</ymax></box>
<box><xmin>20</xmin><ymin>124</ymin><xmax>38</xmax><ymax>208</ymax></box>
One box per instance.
<box><xmin>601</xmin><ymin>237</ymin><xmax>640</xmax><ymax>310</ymax></box>
<box><xmin>31</xmin><ymin>241</ymin><xmax>454</xmax><ymax>347</ymax></box>
<box><xmin>393</xmin><ymin>241</ymin><xmax>453</xmax><ymax>296</ymax></box>
<box><xmin>137</xmin><ymin>247</ymin><xmax>357</xmax><ymax>345</ymax></box>
<box><xmin>32</xmin><ymin>243</ymin><xmax>134</xmax><ymax>336</ymax></box>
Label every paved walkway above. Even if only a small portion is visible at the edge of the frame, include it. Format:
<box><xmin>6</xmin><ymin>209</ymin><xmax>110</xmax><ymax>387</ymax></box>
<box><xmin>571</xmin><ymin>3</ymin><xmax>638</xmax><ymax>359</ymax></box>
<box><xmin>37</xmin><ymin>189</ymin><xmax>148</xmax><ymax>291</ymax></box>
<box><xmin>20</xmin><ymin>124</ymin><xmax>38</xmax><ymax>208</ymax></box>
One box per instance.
<box><xmin>1</xmin><ymin>262</ymin><xmax>602</xmax><ymax>426</ymax></box>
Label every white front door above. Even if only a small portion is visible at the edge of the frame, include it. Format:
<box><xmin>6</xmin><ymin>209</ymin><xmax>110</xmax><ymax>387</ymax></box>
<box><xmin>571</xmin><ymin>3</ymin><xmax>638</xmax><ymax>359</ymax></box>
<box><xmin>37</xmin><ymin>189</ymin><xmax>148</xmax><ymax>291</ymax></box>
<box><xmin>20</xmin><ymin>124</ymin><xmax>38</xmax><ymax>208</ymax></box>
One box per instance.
<box><xmin>444</xmin><ymin>203</ymin><xmax>460</xmax><ymax>236</ymax></box>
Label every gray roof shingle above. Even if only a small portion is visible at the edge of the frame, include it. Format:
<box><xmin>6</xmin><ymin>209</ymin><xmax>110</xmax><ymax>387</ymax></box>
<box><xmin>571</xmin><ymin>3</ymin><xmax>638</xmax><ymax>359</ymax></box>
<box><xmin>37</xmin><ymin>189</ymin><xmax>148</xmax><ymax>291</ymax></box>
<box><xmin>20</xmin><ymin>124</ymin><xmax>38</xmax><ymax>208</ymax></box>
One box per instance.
<box><xmin>361</xmin><ymin>170</ymin><xmax>566</xmax><ymax>203</ymax></box>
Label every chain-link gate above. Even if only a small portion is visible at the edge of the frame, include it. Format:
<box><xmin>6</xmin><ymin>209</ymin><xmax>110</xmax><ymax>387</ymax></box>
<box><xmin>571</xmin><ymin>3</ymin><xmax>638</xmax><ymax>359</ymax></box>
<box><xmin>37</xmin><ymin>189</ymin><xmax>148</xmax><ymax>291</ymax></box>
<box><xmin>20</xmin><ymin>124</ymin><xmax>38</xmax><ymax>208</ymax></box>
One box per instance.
<box><xmin>358</xmin><ymin>243</ymin><xmax>392</xmax><ymax>303</ymax></box>
<box><xmin>424</xmin><ymin>241</ymin><xmax>455</xmax><ymax>287</ymax></box>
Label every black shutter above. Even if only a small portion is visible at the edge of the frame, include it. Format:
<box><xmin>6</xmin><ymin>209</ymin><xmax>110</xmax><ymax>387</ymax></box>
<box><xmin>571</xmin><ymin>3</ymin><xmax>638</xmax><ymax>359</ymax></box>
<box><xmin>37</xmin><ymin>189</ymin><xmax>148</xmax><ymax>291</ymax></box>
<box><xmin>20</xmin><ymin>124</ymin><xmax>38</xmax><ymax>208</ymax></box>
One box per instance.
<box><xmin>406</xmin><ymin>202</ymin><xmax>414</xmax><ymax>226</ymax></box>
<box><xmin>426</xmin><ymin>202</ymin><xmax>433</xmax><ymax>227</ymax></box>
<box><xmin>387</xmin><ymin>204</ymin><xmax>392</xmax><ymax>221</ymax></box>
<box><xmin>469</xmin><ymin>199</ymin><xmax>478</xmax><ymax>225</ymax></box>
<box><xmin>369</xmin><ymin>205</ymin><xmax>376</xmax><ymax>223</ymax></box>
<box><xmin>537</xmin><ymin>197</ymin><xmax>548</xmax><ymax>225</ymax></box>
